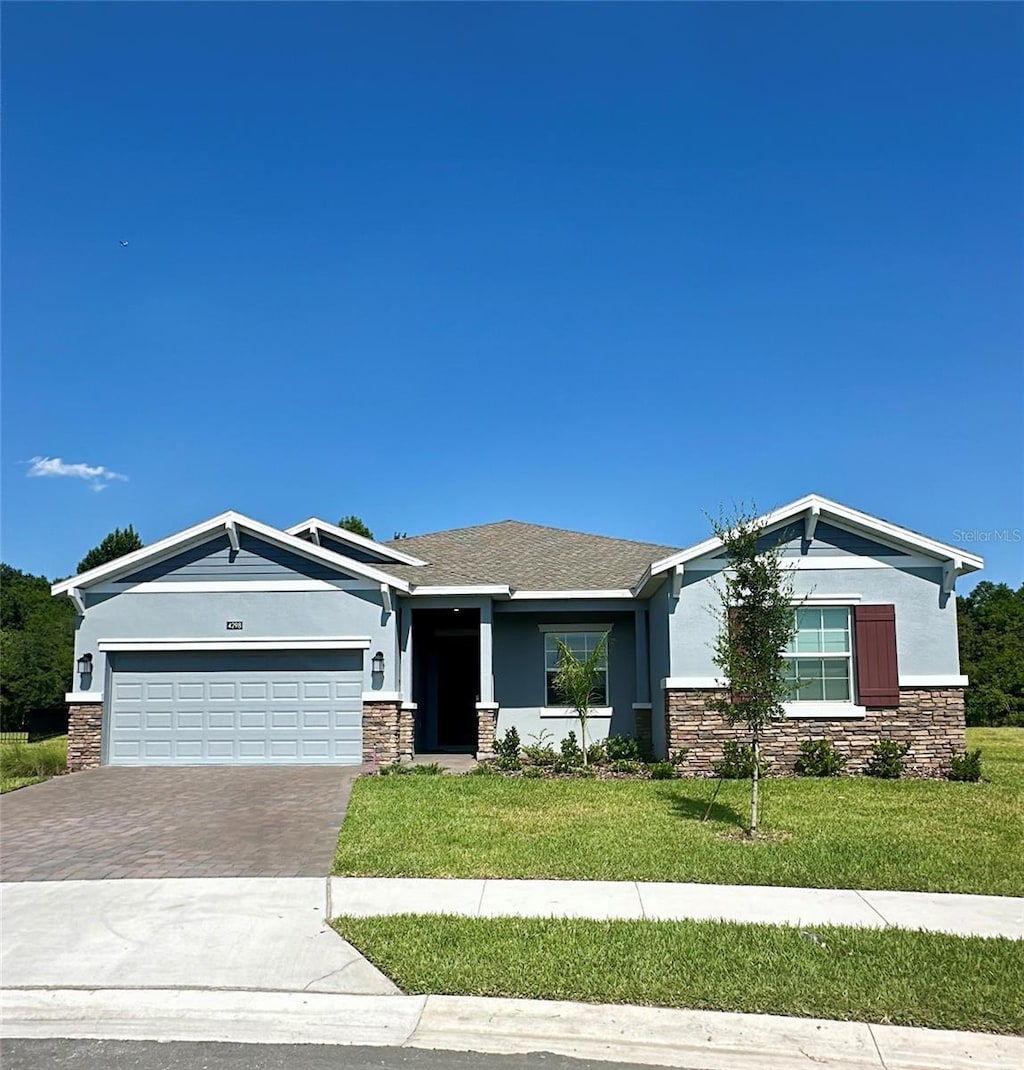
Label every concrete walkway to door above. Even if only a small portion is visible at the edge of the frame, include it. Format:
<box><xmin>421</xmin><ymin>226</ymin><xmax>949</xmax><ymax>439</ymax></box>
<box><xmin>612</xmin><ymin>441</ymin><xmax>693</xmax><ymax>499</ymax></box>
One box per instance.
<box><xmin>0</xmin><ymin>766</ymin><xmax>361</xmax><ymax>881</ymax></box>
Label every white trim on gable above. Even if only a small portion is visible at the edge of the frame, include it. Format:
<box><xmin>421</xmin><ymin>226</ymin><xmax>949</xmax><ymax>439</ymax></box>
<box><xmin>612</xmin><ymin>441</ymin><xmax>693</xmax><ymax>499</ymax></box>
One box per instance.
<box><xmin>287</xmin><ymin>518</ymin><xmax>429</xmax><ymax>567</ymax></box>
<box><xmin>636</xmin><ymin>494</ymin><xmax>983</xmax><ymax>595</ymax></box>
<box><xmin>91</xmin><ymin>579</ymin><xmax>378</xmax><ymax>594</ymax></box>
<box><xmin>52</xmin><ymin>512</ymin><xmax>412</xmax><ymax>597</ymax></box>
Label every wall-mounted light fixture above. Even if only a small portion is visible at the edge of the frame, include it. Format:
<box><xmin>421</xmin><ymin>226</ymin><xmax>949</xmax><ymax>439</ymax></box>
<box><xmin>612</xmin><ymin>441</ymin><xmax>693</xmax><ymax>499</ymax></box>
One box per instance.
<box><xmin>77</xmin><ymin>652</ymin><xmax>94</xmax><ymax>677</ymax></box>
<box><xmin>371</xmin><ymin>650</ymin><xmax>385</xmax><ymax>676</ymax></box>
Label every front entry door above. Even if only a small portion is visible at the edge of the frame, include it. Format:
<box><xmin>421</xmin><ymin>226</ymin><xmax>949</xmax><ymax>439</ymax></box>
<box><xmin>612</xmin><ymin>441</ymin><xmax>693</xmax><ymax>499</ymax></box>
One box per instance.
<box><xmin>413</xmin><ymin>610</ymin><xmax>480</xmax><ymax>752</ymax></box>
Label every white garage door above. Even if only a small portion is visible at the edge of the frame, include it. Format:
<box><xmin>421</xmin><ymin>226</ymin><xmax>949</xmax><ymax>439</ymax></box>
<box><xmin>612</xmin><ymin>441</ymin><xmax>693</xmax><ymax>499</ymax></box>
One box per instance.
<box><xmin>108</xmin><ymin>651</ymin><xmax>363</xmax><ymax>765</ymax></box>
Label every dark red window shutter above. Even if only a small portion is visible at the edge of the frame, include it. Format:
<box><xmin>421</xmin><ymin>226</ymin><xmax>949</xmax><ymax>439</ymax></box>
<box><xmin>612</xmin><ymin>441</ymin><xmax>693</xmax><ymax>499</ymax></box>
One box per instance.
<box><xmin>854</xmin><ymin>605</ymin><xmax>899</xmax><ymax>707</ymax></box>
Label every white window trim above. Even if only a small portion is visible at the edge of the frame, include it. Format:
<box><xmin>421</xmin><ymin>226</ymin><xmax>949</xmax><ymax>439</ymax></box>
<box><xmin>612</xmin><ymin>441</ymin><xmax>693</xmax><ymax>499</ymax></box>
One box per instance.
<box><xmin>784</xmin><ymin>606</ymin><xmax>855</xmax><ymax>707</ymax></box>
<box><xmin>783</xmin><ymin>702</ymin><xmax>867</xmax><ymax>720</ymax></box>
<box><xmin>541</xmin><ymin>625</ymin><xmax>612</xmax><ymax>710</ymax></box>
<box><xmin>541</xmin><ymin>707</ymin><xmax>613</xmax><ymax>719</ymax></box>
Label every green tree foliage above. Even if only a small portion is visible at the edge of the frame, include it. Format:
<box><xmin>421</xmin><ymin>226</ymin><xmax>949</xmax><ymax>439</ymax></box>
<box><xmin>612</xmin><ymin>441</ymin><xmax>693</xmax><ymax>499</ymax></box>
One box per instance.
<box><xmin>337</xmin><ymin>515</ymin><xmax>374</xmax><ymax>540</ymax></box>
<box><xmin>77</xmin><ymin>525</ymin><xmax>144</xmax><ymax>574</ymax></box>
<box><xmin>0</xmin><ymin>565</ymin><xmax>75</xmax><ymax>730</ymax></box>
<box><xmin>709</xmin><ymin>508</ymin><xmax>797</xmax><ymax>837</ymax></box>
<box><xmin>957</xmin><ymin>581</ymin><xmax>1024</xmax><ymax>726</ymax></box>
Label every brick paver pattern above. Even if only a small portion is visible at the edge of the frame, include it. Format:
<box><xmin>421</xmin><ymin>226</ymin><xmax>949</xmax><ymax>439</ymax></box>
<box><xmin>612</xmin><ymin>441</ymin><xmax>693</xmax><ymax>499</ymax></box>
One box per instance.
<box><xmin>0</xmin><ymin>766</ymin><xmax>360</xmax><ymax>881</ymax></box>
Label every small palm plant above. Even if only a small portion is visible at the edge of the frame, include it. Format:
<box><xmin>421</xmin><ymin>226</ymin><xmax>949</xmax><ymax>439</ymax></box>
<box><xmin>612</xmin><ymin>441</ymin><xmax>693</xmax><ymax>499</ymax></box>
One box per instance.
<box><xmin>552</xmin><ymin>635</ymin><xmax>608</xmax><ymax>766</ymax></box>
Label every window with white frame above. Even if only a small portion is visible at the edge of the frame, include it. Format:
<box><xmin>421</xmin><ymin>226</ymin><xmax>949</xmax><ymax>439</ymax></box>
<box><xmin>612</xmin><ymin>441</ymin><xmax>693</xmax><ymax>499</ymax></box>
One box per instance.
<box><xmin>544</xmin><ymin>630</ymin><xmax>609</xmax><ymax>707</ymax></box>
<box><xmin>782</xmin><ymin>607</ymin><xmax>853</xmax><ymax>702</ymax></box>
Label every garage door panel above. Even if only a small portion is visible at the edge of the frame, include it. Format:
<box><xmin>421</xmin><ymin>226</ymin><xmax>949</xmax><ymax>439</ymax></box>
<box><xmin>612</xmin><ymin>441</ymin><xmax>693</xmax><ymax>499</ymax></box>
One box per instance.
<box><xmin>108</xmin><ymin>652</ymin><xmax>363</xmax><ymax>765</ymax></box>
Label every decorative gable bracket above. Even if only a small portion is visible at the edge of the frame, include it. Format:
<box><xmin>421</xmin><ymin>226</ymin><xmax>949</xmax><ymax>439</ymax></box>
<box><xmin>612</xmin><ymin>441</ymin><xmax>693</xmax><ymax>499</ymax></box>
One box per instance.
<box><xmin>381</xmin><ymin>584</ymin><xmax>394</xmax><ymax>615</ymax></box>
<box><xmin>942</xmin><ymin>558</ymin><xmax>963</xmax><ymax>595</ymax></box>
<box><xmin>671</xmin><ymin>564</ymin><xmax>684</xmax><ymax>598</ymax></box>
<box><xmin>225</xmin><ymin>518</ymin><xmax>240</xmax><ymax>553</ymax></box>
<box><xmin>804</xmin><ymin>504</ymin><xmax>821</xmax><ymax>544</ymax></box>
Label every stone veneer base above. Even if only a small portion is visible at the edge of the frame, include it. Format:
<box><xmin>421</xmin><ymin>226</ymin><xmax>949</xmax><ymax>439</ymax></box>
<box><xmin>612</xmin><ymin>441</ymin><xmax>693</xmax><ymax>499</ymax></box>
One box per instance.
<box><xmin>665</xmin><ymin>687</ymin><xmax>966</xmax><ymax>779</ymax></box>
<box><xmin>362</xmin><ymin>701</ymin><xmax>413</xmax><ymax>765</ymax></box>
<box><xmin>476</xmin><ymin>707</ymin><xmax>498</xmax><ymax>761</ymax></box>
<box><xmin>67</xmin><ymin>703</ymin><xmax>104</xmax><ymax>772</ymax></box>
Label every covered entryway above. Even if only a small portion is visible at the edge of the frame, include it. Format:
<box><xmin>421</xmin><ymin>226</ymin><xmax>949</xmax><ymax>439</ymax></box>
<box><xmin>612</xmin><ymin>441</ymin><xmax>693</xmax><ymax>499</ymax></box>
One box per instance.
<box><xmin>412</xmin><ymin>608</ymin><xmax>480</xmax><ymax>752</ymax></box>
<box><xmin>107</xmin><ymin>650</ymin><xmax>363</xmax><ymax>765</ymax></box>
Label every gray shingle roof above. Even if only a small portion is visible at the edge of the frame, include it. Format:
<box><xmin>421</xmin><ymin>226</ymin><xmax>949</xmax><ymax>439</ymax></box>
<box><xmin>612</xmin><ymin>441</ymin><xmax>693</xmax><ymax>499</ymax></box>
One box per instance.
<box><xmin>382</xmin><ymin>521</ymin><xmax>682</xmax><ymax>590</ymax></box>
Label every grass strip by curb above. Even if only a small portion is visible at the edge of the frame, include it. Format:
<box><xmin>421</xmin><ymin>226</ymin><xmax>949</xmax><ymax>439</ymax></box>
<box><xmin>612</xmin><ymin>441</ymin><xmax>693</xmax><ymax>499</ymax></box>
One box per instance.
<box><xmin>333</xmin><ymin>914</ymin><xmax>1024</xmax><ymax>1036</ymax></box>
<box><xmin>333</xmin><ymin>729</ymin><xmax>1023</xmax><ymax>895</ymax></box>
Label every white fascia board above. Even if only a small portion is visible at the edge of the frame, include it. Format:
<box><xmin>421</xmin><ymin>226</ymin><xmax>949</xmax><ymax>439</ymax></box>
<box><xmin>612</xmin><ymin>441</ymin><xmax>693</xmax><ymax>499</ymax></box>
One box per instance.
<box><xmin>900</xmin><ymin>674</ymin><xmax>969</xmax><ymax>687</ymax></box>
<box><xmin>511</xmin><ymin>589</ymin><xmax>635</xmax><ymax>600</ymax></box>
<box><xmin>98</xmin><ymin>636</ymin><xmax>372</xmax><ymax>652</ymax></box>
<box><xmin>286</xmin><ymin>517</ymin><xmax>429</xmax><ymax>567</ymax></box>
<box><xmin>53</xmin><ymin>511</ymin><xmax>412</xmax><ymax>596</ymax></box>
<box><xmin>410</xmin><ymin>585</ymin><xmax>512</xmax><ymax>597</ymax></box>
<box><xmin>648</xmin><ymin>494</ymin><xmax>984</xmax><ymax>577</ymax></box>
<box><xmin>93</xmin><ymin>579</ymin><xmax>377</xmax><ymax>594</ymax></box>
<box><xmin>661</xmin><ymin>676</ymin><xmax>727</xmax><ymax>689</ymax></box>
<box><xmin>687</xmin><ymin>555</ymin><xmax>940</xmax><ymax>572</ymax></box>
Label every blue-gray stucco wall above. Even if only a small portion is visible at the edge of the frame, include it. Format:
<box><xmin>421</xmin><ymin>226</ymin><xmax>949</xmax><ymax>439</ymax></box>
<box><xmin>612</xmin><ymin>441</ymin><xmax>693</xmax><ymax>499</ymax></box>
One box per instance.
<box><xmin>492</xmin><ymin>609</ymin><xmax>636</xmax><ymax>747</ymax></box>
<box><xmin>72</xmin><ymin>534</ymin><xmax>400</xmax><ymax>700</ymax></box>
<box><xmin>667</xmin><ymin>563</ymin><xmax>961</xmax><ymax>680</ymax></box>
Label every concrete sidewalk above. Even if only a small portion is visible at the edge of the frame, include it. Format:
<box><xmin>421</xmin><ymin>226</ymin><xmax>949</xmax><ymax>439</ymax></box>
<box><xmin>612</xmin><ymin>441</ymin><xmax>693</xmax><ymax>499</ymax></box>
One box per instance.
<box><xmin>0</xmin><ymin>878</ymin><xmax>396</xmax><ymax>994</ymax></box>
<box><xmin>3</xmin><ymin>989</ymin><xmax>1022</xmax><ymax>1070</ymax></box>
<box><xmin>329</xmin><ymin>876</ymin><xmax>1024</xmax><ymax>939</ymax></box>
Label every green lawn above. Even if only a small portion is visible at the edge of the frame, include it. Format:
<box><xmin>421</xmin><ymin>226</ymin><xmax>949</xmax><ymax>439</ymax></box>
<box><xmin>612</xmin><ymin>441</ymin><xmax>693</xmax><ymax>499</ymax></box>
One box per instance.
<box><xmin>333</xmin><ymin>914</ymin><xmax>1024</xmax><ymax>1035</ymax></box>
<box><xmin>333</xmin><ymin>728</ymin><xmax>1024</xmax><ymax>894</ymax></box>
<box><xmin>0</xmin><ymin>735</ymin><xmax>67</xmax><ymax>793</ymax></box>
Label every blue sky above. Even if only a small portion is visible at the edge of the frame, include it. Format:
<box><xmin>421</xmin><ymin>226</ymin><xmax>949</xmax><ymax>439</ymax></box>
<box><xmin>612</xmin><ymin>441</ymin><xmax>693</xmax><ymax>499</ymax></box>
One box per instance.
<box><xmin>3</xmin><ymin>2</ymin><xmax>1022</xmax><ymax>587</ymax></box>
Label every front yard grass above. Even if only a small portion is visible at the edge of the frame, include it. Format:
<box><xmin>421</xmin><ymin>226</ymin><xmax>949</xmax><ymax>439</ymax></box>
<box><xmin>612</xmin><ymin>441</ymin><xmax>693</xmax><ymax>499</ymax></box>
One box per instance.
<box><xmin>0</xmin><ymin>736</ymin><xmax>67</xmax><ymax>793</ymax></box>
<box><xmin>333</xmin><ymin>914</ymin><xmax>1024</xmax><ymax>1035</ymax></box>
<box><xmin>333</xmin><ymin>728</ymin><xmax>1023</xmax><ymax>894</ymax></box>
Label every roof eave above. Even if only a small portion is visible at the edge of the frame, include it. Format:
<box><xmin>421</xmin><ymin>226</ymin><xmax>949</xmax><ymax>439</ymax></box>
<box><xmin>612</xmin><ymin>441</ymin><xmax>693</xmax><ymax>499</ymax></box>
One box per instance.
<box><xmin>52</xmin><ymin>511</ymin><xmax>412</xmax><ymax>596</ymax></box>
<box><xmin>648</xmin><ymin>494</ymin><xmax>984</xmax><ymax>576</ymax></box>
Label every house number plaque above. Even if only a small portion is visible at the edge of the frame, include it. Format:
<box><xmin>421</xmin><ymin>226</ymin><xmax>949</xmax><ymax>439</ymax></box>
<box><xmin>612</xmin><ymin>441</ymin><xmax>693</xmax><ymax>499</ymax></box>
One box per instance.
<box><xmin>226</xmin><ymin>621</ymin><xmax>243</xmax><ymax>630</ymax></box>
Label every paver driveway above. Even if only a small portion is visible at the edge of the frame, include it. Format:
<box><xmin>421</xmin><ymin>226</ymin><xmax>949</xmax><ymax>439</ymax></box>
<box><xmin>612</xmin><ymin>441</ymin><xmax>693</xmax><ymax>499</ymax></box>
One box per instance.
<box><xmin>0</xmin><ymin>766</ymin><xmax>361</xmax><ymax>881</ymax></box>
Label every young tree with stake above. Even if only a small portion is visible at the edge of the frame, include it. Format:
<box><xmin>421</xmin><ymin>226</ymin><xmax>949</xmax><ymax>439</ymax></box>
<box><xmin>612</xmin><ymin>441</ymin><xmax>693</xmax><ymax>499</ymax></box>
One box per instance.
<box><xmin>709</xmin><ymin>508</ymin><xmax>797</xmax><ymax>837</ymax></box>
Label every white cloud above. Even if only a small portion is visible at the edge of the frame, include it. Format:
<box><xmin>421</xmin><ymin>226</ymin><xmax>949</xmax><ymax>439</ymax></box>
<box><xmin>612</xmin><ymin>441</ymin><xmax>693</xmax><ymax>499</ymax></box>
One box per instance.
<box><xmin>27</xmin><ymin>456</ymin><xmax>128</xmax><ymax>488</ymax></box>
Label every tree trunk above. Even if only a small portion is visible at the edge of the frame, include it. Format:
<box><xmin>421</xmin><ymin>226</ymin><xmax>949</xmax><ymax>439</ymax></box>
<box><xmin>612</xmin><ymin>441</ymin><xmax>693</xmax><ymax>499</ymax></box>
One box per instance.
<box><xmin>579</xmin><ymin>714</ymin><xmax>588</xmax><ymax>765</ymax></box>
<box><xmin>749</xmin><ymin>734</ymin><xmax>760</xmax><ymax>837</ymax></box>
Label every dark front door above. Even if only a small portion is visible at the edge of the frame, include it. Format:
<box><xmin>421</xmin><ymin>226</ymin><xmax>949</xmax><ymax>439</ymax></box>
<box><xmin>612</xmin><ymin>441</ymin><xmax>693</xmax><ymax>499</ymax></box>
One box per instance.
<box><xmin>413</xmin><ymin>609</ymin><xmax>480</xmax><ymax>752</ymax></box>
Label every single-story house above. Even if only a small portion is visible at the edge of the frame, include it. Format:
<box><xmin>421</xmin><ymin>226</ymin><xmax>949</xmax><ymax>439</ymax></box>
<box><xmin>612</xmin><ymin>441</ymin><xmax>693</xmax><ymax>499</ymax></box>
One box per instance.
<box><xmin>54</xmin><ymin>494</ymin><xmax>982</xmax><ymax>777</ymax></box>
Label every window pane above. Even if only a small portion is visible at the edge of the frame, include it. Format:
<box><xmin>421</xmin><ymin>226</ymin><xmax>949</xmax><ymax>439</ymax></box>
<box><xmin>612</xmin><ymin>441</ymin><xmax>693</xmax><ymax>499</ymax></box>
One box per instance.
<box><xmin>798</xmin><ymin>675</ymin><xmax>824</xmax><ymax>701</ymax></box>
<box><xmin>822</xmin><ymin>607</ymin><xmax>849</xmax><ymax>630</ymax></box>
<box><xmin>824</xmin><ymin>675</ymin><xmax>850</xmax><ymax>701</ymax></box>
<box><xmin>546</xmin><ymin>672</ymin><xmax>563</xmax><ymax>706</ymax></box>
<box><xmin>823</xmin><ymin>630</ymin><xmax>850</xmax><ymax>653</ymax></box>
<box><xmin>796</xmin><ymin>629</ymin><xmax>823</xmax><ymax>653</ymax></box>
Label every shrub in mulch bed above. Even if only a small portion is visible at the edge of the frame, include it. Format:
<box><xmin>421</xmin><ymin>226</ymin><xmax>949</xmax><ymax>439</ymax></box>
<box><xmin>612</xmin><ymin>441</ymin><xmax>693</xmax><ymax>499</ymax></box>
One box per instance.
<box><xmin>476</xmin><ymin>729</ymin><xmax>689</xmax><ymax>780</ymax></box>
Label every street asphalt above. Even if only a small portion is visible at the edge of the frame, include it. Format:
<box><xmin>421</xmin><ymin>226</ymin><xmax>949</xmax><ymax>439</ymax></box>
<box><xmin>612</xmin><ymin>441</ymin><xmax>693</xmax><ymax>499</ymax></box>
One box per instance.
<box><xmin>1</xmin><ymin>1039</ymin><xmax>660</xmax><ymax>1070</ymax></box>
